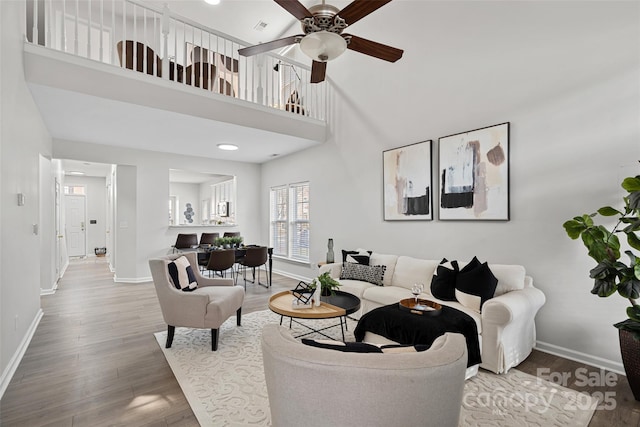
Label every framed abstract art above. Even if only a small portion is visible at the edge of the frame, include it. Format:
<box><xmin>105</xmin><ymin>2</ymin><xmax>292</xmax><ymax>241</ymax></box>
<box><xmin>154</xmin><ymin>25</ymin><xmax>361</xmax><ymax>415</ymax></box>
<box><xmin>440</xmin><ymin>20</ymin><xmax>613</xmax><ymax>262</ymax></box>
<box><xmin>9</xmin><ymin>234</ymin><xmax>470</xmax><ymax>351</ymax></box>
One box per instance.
<box><xmin>438</xmin><ymin>122</ymin><xmax>510</xmax><ymax>221</ymax></box>
<box><xmin>383</xmin><ymin>140</ymin><xmax>433</xmax><ymax>221</ymax></box>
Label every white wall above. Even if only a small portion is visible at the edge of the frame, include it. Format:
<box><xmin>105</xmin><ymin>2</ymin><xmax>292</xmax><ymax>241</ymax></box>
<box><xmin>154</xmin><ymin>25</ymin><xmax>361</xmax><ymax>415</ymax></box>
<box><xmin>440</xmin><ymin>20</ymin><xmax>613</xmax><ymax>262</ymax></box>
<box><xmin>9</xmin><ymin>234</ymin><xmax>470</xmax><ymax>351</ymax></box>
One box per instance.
<box><xmin>64</xmin><ymin>175</ymin><xmax>107</xmax><ymax>256</ymax></box>
<box><xmin>262</xmin><ymin>1</ymin><xmax>640</xmax><ymax>369</ymax></box>
<box><xmin>53</xmin><ymin>139</ymin><xmax>261</xmax><ymax>280</ymax></box>
<box><xmin>39</xmin><ymin>155</ymin><xmax>55</xmax><ymax>292</ymax></box>
<box><xmin>170</xmin><ymin>182</ymin><xmax>200</xmax><ymax>225</ymax></box>
<box><xmin>1</xmin><ymin>0</ymin><xmax>52</xmax><ymax>389</ymax></box>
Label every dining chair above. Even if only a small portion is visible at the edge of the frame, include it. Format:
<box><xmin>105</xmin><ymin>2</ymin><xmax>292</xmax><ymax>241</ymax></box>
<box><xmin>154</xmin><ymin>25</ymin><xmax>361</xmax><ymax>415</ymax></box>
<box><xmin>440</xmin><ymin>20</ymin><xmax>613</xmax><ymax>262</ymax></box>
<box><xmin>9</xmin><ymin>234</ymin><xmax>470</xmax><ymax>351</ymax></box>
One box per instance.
<box><xmin>223</xmin><ymin>232</ymin><xmax>241</xmax><ymax>237</ymax></box>
<box><xmin>172</xmin><ymin>233</ymin><xmax>198</xmax><ymax>253</ymax></box>
<box><xmin>205</xmin><ymin>249</ymin><xmax>237</xmax><ymax>283</ymax></box>
<box><xmin>237</xmin><ymin>246</ymin><xmax>269</xmax><ymax>289</ymax></box>
<box><xmin>116</xmin><ymin>40</ymin><xmax>162</xmax><ymax>77</ymax></box>
<box><xmin>200</xmin><ymin>232</ymin><xmax>219</xmax><ymax>246</ymax></box>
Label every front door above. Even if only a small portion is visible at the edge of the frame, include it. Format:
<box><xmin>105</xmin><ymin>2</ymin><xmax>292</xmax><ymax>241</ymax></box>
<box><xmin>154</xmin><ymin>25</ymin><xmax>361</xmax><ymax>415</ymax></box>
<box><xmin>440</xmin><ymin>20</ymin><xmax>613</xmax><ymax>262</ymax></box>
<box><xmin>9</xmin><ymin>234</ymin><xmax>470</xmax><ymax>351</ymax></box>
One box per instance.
<box><xmin>65</xmin><ymin>194</ymin><xmax>86</xmax><ymax>257</ymax></box>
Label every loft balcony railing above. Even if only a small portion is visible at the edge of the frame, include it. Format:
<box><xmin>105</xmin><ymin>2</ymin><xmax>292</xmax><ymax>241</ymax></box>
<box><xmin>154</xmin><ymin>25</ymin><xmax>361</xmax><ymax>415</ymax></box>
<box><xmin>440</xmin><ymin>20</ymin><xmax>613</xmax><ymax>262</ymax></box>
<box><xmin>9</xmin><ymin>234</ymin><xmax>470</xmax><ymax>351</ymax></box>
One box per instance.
<box><xmin>25</xmin><ymin>0</ymin><xmax>327</xmax><ymax>121</ymax></box>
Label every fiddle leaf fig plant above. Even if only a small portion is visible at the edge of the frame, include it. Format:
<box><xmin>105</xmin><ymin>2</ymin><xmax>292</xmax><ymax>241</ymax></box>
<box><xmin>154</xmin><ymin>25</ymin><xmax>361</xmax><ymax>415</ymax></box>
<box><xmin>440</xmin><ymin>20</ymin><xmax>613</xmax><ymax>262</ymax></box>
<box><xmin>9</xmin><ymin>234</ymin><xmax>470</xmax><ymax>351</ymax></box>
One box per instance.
<box><xmin>563</xmin><ymin>173</ymin><xmax>640</xmax><ymax>338</ymax></box>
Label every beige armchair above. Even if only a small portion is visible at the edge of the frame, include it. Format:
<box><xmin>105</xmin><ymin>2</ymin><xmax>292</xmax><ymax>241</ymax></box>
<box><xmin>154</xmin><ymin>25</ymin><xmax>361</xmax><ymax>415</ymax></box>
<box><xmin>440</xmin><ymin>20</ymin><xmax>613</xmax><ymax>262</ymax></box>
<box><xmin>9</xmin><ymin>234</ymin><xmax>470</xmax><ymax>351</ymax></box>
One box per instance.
<box><xmin>261</xmin><ymin>325</ymin><xmax>468</xmax><ymax>427</ymax></box>
<box><xmin>149</xmin><ymin>252</ymin><xmax>244</xmax><ymax>351</ymax></box>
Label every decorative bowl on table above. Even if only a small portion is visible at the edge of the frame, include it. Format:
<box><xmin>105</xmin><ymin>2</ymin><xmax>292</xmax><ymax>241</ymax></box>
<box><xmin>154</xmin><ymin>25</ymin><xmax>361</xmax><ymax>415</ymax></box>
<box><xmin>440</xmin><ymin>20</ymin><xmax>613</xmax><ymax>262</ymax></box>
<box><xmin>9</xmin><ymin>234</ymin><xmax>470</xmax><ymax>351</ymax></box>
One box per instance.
<box><xmin>398</xmin><ymin>298</ymin><xmax>442</xmax><ymax>316</ymax></box>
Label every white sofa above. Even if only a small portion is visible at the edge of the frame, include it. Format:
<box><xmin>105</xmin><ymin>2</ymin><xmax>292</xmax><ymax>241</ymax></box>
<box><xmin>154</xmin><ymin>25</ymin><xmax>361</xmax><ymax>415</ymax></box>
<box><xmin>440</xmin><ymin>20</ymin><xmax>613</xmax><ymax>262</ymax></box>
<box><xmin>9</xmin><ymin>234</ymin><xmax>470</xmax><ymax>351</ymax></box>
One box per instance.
<box><xmin>319</xmin><ymin>252</ymin><xmax>546</xmax><ymax>374</ymax></box>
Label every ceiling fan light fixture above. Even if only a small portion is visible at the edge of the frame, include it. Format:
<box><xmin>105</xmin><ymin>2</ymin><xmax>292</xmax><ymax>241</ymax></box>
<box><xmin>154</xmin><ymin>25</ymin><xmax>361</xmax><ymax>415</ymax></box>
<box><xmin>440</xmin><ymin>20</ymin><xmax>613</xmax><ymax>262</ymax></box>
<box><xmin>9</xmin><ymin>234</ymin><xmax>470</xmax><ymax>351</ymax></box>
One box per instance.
<box><xmin>299</xmin><ymin>31</ymin><xmax>347</xmax><ymax>62</ymax></box>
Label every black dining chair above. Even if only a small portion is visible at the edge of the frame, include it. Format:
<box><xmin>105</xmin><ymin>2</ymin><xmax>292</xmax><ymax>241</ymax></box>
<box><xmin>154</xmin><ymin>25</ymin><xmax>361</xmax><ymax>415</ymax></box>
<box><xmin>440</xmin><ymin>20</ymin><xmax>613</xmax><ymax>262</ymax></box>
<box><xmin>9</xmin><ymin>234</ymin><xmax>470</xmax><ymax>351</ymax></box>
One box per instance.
<box><xmin>205</xmin><ymin>249</ymin><xmax>237</xmax><ymax>283</ymax></box>
<box><xmin>237</xmin><ymin>246</ymin><xmax>269</xmax><ymax>289</ymax></box>
<box><xmin>172</xmin><ymin>233</ymin><xmax>198</xmax><ymax>253</ymax></box>
<box><xmin>200</xmin><ymin>232</ymin><xmax>219</xmax><ymax>246</ymax></box>
<box><xmin>223</xmin><ymin>232</ymin><xmax>241</xmax><ymax>237</ymax></box>
<box><xmin>195</xmin><ymin>233</ymin><xmax>219</xmax><ymax>271</ymax></box>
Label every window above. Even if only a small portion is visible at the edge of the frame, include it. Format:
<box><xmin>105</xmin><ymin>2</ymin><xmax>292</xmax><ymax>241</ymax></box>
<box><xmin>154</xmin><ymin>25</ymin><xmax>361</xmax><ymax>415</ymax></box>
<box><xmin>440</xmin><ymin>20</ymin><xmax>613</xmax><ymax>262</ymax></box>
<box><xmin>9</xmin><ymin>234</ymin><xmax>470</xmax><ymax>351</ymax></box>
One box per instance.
<box><xmin>64</xmin><ymin>185</ymin><xmax>85</xmax><ymax>195</ymax></box>
<box><xmin>270</xmin><ymin>182</ymin><xmax>309</xmax><ymax>262</ymax></box>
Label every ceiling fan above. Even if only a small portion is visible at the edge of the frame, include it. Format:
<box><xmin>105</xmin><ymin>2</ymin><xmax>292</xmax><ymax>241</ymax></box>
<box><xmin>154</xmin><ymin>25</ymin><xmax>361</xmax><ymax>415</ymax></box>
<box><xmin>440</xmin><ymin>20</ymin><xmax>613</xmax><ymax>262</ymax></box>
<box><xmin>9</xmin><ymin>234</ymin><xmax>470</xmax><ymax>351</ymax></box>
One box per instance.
<box><xmin>238</xmin><ymin>0</ymin><xmax>403</xmax><ymax>84</ymax></box>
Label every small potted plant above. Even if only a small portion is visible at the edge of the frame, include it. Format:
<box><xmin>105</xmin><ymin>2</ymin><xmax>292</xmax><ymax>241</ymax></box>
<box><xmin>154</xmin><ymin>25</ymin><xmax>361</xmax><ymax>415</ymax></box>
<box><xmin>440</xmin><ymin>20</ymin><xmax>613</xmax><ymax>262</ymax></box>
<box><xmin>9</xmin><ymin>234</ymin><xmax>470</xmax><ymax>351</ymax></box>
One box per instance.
<box><xmin>214</xmin><ymin>236</ymin><xmax>232</xmax><ymax>248</ymax></box>
<box><xmin>229</xmin><ymin>236</ymin><xmax>243</xmax><ymax>247</ymax></box>
<box><xmin>563</xmin><ymin>170</ymin><xmax>640</xmax><ymax>399</ymax></box>
<box><xmin>310</xmin><ymin>272</ymin><xmax>341</xmax><ymax>296</ymax></box>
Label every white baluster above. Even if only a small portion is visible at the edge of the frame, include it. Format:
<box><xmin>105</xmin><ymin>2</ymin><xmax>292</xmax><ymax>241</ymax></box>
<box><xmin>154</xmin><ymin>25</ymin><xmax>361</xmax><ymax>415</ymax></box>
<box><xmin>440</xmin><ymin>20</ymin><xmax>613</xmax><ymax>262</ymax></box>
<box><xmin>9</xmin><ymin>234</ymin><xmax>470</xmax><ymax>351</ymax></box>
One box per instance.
<box><xmin>32</xmin><ymin>0</ymin><xmax>38</xmax><ymax>44</ymax></box>
<box><xmin>162</xmin><ymin>3</ymin><xmax>169</xmax><ymax>79</ymax></box>
<box><xmin>74</xmin><ymin>0</ymin><xmax>78</xmax><ymax>55</ymax></box>
<box><xmin>99</xmin><ymin>0</ymin><xmax>104</xmax><ymax>62</ymax></box>
<box><xmin>87</xmin><ymin>0</ymin><xmax>91</xmax><ymax>59</ymax></box>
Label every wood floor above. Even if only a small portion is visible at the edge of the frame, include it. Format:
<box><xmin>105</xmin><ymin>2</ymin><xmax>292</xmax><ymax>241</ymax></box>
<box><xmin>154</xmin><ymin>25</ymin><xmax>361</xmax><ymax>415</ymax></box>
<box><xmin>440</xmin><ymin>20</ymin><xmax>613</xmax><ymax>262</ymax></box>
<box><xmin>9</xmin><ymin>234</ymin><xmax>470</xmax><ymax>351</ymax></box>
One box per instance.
<box><xmin>1</xmin><ymin>257</ymin><xmax>639</xmax><ymax>426</ymax></box>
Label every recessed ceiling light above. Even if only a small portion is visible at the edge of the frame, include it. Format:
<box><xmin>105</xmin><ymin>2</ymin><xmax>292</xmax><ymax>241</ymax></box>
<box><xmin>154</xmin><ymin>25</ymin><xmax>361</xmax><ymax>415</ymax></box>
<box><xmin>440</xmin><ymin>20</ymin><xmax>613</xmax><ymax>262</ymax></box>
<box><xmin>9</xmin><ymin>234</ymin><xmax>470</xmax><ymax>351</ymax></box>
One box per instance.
<box><xmin>217</xmin><ymin>144</ymin><xmax>238</xmax><ymax>151</ymax></box>
<box><xmin>204</xmin><ymin>0</ymin><xmax>221</xmax><ymax>5</ymax></box>
<box><xmin>66</xmin><ymin>171</ymin><xmax>85</xmax><ymax>176</ymax></box>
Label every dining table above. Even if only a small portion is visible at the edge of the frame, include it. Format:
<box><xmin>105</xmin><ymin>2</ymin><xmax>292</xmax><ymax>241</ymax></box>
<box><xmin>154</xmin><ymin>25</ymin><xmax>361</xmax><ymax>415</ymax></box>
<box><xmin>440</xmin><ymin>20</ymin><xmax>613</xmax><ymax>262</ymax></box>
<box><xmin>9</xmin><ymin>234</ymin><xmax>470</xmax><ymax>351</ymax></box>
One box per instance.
<box><xmin>179</xmin><ymin>245</ymin><xmax>273</xmax><ymax>287</ymax></box>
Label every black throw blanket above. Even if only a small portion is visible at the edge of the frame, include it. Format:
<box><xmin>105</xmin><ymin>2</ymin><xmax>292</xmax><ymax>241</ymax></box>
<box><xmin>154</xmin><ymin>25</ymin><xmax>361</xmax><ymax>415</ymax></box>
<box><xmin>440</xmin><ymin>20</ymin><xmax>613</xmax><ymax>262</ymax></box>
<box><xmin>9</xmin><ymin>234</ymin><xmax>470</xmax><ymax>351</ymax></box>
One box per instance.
<box><xmin>354</xmin><ymin>303</ymin><xmax>482</xmax><ymax>367</ymax></box>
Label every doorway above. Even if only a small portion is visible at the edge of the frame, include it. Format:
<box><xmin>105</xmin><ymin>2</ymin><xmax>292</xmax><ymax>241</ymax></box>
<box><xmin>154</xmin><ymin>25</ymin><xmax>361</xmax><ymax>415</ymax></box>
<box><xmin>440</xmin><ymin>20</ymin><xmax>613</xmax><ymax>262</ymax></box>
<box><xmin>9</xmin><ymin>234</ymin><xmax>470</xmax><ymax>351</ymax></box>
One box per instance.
<box><xmin>65</xmin><ymin>192</ymin><xmax>87</xmax><ymax>257</ymax></box>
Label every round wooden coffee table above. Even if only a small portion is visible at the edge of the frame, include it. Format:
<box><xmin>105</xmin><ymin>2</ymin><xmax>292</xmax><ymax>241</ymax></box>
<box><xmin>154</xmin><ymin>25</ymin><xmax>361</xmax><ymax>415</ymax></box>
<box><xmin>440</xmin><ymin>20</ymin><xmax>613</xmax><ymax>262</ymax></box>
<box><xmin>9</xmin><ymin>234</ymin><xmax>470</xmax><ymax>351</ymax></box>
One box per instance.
<box><xmin>268</xmin><ymin>290</ymin><xmax>360</xmax><ymax>341</ymax></box>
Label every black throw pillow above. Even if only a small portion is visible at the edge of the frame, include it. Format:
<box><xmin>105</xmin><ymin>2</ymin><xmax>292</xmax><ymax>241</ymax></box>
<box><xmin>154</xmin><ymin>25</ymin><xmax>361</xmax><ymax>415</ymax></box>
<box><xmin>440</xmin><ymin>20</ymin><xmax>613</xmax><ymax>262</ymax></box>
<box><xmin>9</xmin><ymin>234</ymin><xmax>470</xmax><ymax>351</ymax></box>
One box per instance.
<box><xmin>430</xmin><ymin>258</ymin><xmax>459</xmax><ymax>301</ymax></box>
<box><xmin>341</xmin><ymin>249</ymin><xmax>371</xmax><ymax>265</ymax></box>
<box><xmin>455</xmin><ymin>259</ymin><xmax>498</xmax><ymax>312</ymax></box>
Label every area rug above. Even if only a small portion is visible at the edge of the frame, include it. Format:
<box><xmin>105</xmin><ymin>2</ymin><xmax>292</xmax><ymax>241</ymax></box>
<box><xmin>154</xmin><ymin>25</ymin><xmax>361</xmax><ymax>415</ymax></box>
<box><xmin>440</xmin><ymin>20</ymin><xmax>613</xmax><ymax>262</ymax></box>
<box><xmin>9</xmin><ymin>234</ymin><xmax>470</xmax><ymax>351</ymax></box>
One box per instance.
<box><xmin>155</xmin><ymin>310</ymin><xmax>596</xmax><ymax>427</ymax></box>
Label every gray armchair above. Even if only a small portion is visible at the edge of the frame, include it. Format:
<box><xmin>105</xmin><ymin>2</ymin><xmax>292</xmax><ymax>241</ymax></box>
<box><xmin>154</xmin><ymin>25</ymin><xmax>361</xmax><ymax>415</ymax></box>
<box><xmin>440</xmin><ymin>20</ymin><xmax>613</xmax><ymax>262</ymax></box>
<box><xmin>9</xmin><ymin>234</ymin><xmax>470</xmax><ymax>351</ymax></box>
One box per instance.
<box><xmin>261</xmin><ymin>325</ymin><xmax>468</xmax><ymax>427</ymax></box>
<box><xmin>149</xmin><ymin>252</ymin><xmax>244</xmax><ymax>351</ymax></box>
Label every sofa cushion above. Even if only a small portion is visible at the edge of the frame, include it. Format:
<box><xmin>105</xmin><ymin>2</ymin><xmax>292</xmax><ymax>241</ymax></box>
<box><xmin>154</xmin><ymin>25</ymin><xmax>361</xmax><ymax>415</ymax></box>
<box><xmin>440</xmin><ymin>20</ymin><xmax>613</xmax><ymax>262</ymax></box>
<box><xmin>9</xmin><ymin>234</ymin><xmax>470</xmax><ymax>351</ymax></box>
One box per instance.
<box><xmin>336</xmin><ymin>279</ymin><xmax>378</xmax><ymax>299</ymax></box>
<box><xmin>340</xmin><ymin>263</ymin><xmax>386</xmax><ymax>286</ymax></box>
<box><xmin>488</xmin><ymin>264</ymin><xmax>526</xmax><ymax>296</ymax></box>
<box><xmin>430</xmin><ymin>259</ymin><xmax>459</xmax><ymax>301</ymax></box>
<box><xmin>369</xmin><ymin>253</ymin><xmax>398</xmax><ymax>287</ymax></box>
<box><xmin>363</xmin><ymin>285</ymin><xmax>413</xmax><ymax>306</ymax></box>
<box><xmin>455</xmin><ymin>259</ymin><xmax>498</xmax><ymax>313</ymax></box>
<box><xmin>390</xmin><ymin>256</ymin><xmax>439</xmax><ymax>290</ymax></box>
<box><xmin>167</xmin><ymin>256</ymin><xmax>197</xmax><ymax>292</ymax></box>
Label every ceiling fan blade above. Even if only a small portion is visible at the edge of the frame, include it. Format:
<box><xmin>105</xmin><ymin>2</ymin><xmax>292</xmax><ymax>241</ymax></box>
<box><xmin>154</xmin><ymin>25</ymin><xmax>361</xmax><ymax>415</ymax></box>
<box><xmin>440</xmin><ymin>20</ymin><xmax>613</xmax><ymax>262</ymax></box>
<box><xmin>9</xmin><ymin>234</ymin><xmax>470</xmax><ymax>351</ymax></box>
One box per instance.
<box><xmin>274</xmin><ymin>0</ymin><xmax>313</xmax><ymax>20</ymax></box>
<box><xmin>345</xmin><ymin>34</ymin><xmax>403</xmax><ymax>62</ymax></box>
<box><xmin>310</xmin><ymin>61</ymin><xmax>327</xmax><ymax>83</ymax></box>
<box><xmin>337</xmin><ymin>0</ymin><xmax>393</xmax><ymax>25</ymax></box>
<box><xmin>238</xmin><ymin>35</ymin><xmax>302</xmax><ymax>57</ymax></box>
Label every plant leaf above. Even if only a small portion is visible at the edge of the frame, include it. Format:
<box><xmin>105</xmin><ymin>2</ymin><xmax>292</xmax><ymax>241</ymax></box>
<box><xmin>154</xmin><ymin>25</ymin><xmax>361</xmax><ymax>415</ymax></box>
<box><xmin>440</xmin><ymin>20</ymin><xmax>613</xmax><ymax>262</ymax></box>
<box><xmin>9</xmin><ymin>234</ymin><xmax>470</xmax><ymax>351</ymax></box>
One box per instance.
<box><xmin>618</xmin><ymin>278</ymin><xmax>640</xmax><ymax>299</ymax></box>
<box><xmin>563</xmin><ymin>219</ymin><xmax>585</xmax><ymax>239</ymax></box>
<box><xmin>622</xmin><ymin>176</ymin><xmax>640</xmax><ymax>192</ymax></box>
<box><xmin>598</xmin><ymin>206</ymin><xmax>621</xmax><ymax>216</ymax></box>
<box><xmin>591</xmin><ymin>278</ymin><xmax>617</xmax><ymax>297</ymax></box>
<box><xmin>628</xmin><ymin>306</ymin><xmax>640</xmax><ymax>322</ymax></box>
<box><xmin>629</xmin><ymin>191</ymin><xmax>640</xmax><ymax>211</ymax></box>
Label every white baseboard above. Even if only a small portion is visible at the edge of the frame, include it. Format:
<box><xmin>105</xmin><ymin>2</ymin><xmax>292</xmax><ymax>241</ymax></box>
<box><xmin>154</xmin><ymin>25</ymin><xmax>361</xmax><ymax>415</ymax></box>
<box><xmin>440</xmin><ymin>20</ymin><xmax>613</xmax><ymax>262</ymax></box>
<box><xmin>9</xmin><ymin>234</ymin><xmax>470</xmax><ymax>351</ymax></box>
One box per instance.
<box><xmin>60</xmin><ymin>260</ymin><xmax>69</xmax><ymax>278</ymax></box>
<box><xmin>535</xmin><ymin>340</ymin><xmax>625</xmax><ymax>376</ymax></box>
<box><xmin>40</xmin><ymin>280</ymin><xmax>58</xmax><ymax>296</ymax></box>
<box><xmin>113</xmin><ymin>275</ymin><xmax>151</xmax><ymax>284</ymax></box>
<box><xmin>271</xmin><ymin>268</ymin><xmax>312</xmax><ymax>284</ymax></box>
<box><xmin>0</xmin><ymin>309</ymin><xmax>44</xmax><ymax>399</ymax></box>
